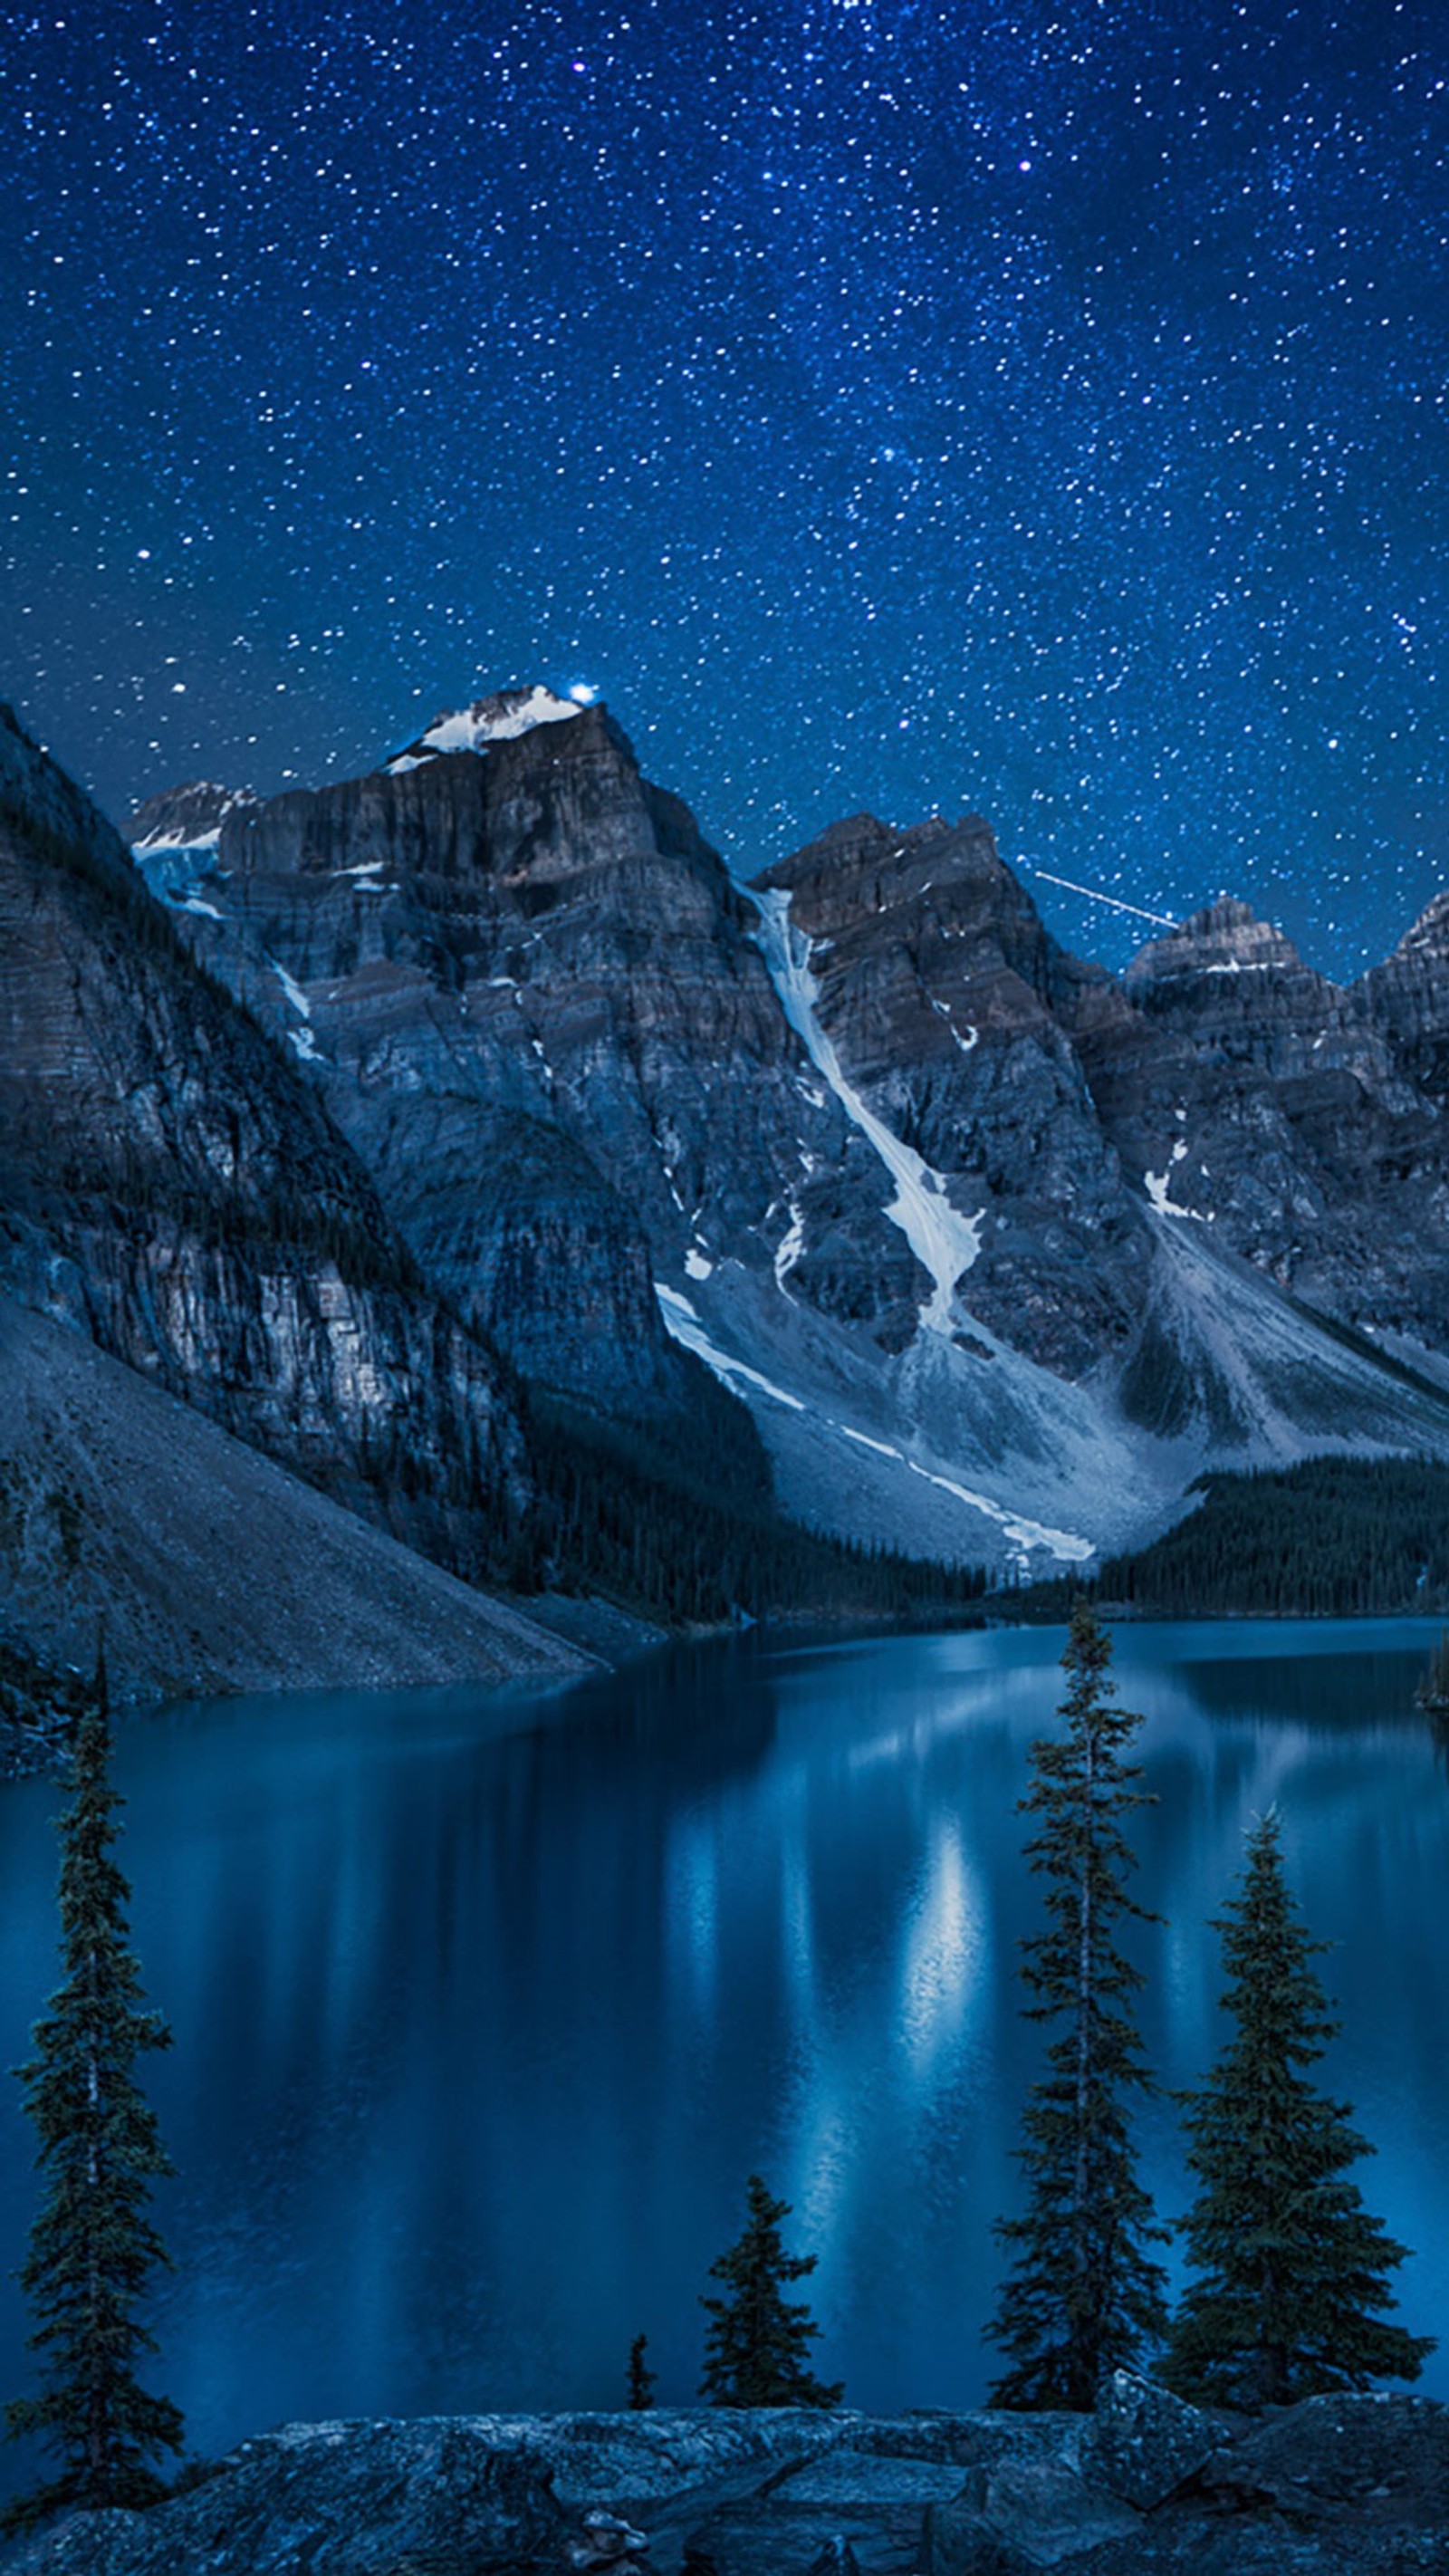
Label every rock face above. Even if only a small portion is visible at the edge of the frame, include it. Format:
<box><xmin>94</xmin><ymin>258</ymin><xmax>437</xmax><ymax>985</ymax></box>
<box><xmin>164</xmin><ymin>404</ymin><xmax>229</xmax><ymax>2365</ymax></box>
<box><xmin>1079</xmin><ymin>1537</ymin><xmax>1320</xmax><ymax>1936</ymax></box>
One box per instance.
<box><xmin>120</xmin><ymin>688</ymin><xmax>1449</xmax><ymax>1572</ymax></box>
<box><xmin>0</xmin><ymin>704</ymin><xmax>527</xmax><ymax>1600</ymax></box>
<box><xmin>754</xmin><ymin>812</ymin><xmax>1142</xmax><ymax>1378</ymax></box>
<box><xmin>168</xmin><ymin>701</ymin><xmax>905</xmax><ymax>1414</ymax></box>
<box><xmin>1074</xmin><ymin>894</ymin><xmax>1449</xmax><ymax>1355</ymax></box>
<box><xmin>6</xmin><ymin>2391</ymin><xmax>1448</xmax><ymax>2576</ymax></box>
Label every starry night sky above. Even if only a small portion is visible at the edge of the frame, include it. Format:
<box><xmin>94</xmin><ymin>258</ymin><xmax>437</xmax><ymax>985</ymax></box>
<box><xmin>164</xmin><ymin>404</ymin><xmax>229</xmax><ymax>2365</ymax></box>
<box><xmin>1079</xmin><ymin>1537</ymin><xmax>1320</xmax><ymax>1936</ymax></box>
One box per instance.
<box><xmin>4</xmin><ymin>0</ymin><xmax>1446</xmax><ymax>973</ymax></box>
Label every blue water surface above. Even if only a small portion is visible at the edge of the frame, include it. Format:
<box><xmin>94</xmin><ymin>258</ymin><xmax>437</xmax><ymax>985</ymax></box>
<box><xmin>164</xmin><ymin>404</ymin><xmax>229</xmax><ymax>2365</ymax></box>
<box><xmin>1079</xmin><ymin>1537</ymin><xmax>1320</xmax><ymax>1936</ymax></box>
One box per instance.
<box><xmin>1</xmin><ymin>1617</ymin><xmax>1445</xmax><ymax>2485</ymax></box>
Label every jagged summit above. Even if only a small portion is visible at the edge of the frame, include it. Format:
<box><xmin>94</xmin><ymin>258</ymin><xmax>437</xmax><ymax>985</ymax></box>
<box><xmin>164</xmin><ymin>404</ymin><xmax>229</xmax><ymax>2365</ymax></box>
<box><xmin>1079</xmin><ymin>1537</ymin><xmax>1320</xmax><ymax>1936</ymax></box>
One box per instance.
<box><xmin>89</xmin><ymin>689</ymin><xmax>1449</xmax><ymax>1570</ymax></box>
<box><xmin>1126</xmin><ymin>895</ymin><xmax>1315</xmax><ymax>990</ymax></box>
<box><xmin>385</xmin><ymin>683</ymin><xmax>588</xmax><ymax>774</ymax></box>
<box><xmin>128</xmin><ymin>778</ymin><xmax>259</xmax><ymax>851</ymax></box>
<box><xmin>753</xmin><ymin>808</ymin><xmax>1021</xmax><ymax>946</ymax></box>
<box><xmin>1389</xmin><ymin>889</ymin><xmax>1449</xmax><ymax>963</ymax></box>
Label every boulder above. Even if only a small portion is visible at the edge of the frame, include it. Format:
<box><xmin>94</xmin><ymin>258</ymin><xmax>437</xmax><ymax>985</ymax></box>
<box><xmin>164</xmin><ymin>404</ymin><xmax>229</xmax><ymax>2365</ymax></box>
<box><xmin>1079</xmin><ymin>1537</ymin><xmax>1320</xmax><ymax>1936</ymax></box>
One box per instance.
<box><xmin>1080</xmin><ymin>2371</ymin><xmax>1224</xmax><ymax>2510</ymax></box>
<box><xmin>0</xmin><ymin>2418</ymin><xmax>564</xmax><ymax>2576</ymax></box>
<box><xmin>1197</xmin><ymin>2389</ymin><xmax>1449</xmax><ymax>2521</ymax></box>
<box><xmin>923</xmin><ymin>2456</ymin><xmax>1139</xmax><ymax>2571</ymax></box>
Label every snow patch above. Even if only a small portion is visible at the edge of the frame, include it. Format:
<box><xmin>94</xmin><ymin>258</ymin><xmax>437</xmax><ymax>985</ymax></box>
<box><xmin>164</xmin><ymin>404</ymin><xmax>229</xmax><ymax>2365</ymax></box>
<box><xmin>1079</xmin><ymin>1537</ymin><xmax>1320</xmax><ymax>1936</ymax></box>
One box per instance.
<box><xmin>386</xmin><ymin>686</ymin><xmax>582</xmax><ymax>772</ymax></box>
<box><xmin>753</xmin><ymin>888</ymin><xmax>983</xmax><ymax>1333</ymax></box>
<box><xmin>840</xmin><ymin>1425</ymin><xmax>901</xmax><ymax>1459</ymax></box>
<box><xmin>838</xmin><ymin>1415</ymin><xmax>1090</xmax><ymax>1564</ymax></box>
<box><xmin>685</xmin><ymin>1247</ymin><xmax>714</xmax><ymax>1282</ymax></box>
<box><xmin>138</xmin><ymin>824</ymin><xmax>222</xmax><ymax>854</ymax></box>
<box><xmin>904</xmin><ymin>1459</ymin><xmax>1092</xmax><ymax>1564</ymax></box>
<box><xmin>1145</xmin><ymin>1137</ymin><xmax>1195</xmax><ymax>1219</ymax></box>
<box><xmin>931</xmin><ymin>995</ymin><xmax>979</xmax><ymax>1054</ymax></box>
<box><xmin>774</xmin><ymin>1199</ymin><xmax>806</xmax><ymax>1291</ymax></box>
<box><xmin>270</xmin><ymin>960</ymin><xmax>312</xmax><ymax>1021</ymax></box>
<box><xmin>664</xmin><ymin>1292</ymin><xmax>1090</xmax><ymax>1566</ymax></box>
<box><xmin>655</xmin><ymin>1284</ymin><xmax>806</xmax><ymax>1412</ymax></box>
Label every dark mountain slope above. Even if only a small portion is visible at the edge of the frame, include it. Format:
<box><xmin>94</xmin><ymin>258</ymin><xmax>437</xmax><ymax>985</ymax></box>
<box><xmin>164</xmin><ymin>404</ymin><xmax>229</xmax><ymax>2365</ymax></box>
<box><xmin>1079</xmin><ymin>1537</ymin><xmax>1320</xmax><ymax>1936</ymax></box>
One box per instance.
<box><xmin>0</xmin><ymin>704</ymin><xmax>526</xmax><ymax>1584</ymax></box>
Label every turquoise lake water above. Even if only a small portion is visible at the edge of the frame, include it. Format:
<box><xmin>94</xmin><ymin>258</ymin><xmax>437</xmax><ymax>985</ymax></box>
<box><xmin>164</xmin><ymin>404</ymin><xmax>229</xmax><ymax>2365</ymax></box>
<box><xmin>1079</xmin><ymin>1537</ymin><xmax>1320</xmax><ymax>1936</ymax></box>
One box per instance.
<box><xmin>1</xmin><ymin>1617</ymin><xmax>1445</xmax><ymax>2484</ymax></box>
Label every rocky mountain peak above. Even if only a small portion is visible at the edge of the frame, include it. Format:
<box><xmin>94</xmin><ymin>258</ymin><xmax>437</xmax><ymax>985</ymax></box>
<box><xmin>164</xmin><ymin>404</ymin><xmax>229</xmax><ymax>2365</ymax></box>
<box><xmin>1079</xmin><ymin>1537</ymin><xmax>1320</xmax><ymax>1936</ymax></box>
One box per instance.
<box><xmin>1127</xmin><ymin>895</ymin><xmax>1317</xmax><ymax>996</ymax></box>
<box><xmin>753</xmin><ymin>807</ymin><xmax>1009</xmax><ymax>941</ymax></box>
<box><xmin>385</xmin><ymin>683</ymin><xmax>588</xmax><ymax>774</ymax></box>
<box><xmin>1389</xmin><ymin>889</ymin><xmax>1449</xmax><ymax>965</ymax></box>
<box><xmin>128</xmin><ymin>778</ymin><xmax>260</xmax><ymax>851</ymax></box>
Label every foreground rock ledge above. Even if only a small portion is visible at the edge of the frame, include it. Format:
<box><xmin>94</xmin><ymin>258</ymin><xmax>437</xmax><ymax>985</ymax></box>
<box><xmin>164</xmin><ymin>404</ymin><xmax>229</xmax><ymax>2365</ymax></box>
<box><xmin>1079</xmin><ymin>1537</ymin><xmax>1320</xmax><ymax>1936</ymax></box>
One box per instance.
<box><xmin>6</xmin><ymin>2379</ymin><xmax>1449</xmax><ymax>2575</ymax></box>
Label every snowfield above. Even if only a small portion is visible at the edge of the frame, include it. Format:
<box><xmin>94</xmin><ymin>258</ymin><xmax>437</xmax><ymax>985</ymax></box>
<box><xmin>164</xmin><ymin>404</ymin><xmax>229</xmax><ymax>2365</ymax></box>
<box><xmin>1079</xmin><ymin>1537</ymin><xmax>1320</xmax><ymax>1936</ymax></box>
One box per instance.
<box><xmin>753</xmin><ymin>887</ymin><xmax>984</xmax><ymax>1333</ymax></box>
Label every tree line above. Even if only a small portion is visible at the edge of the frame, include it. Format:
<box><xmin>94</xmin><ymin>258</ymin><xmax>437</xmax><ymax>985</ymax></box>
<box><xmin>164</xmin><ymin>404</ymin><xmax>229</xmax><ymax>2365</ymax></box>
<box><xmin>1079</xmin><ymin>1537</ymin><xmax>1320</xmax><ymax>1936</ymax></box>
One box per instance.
<box><xmin>519</xmin><ymin>1381</ymin><xmax>991</xmax><ymax>1627</ymax></box>
<box><xmin>4</xmin><ymin>1616</ymin><xmax>1434</xmax><ymax>2531</ymax></box>
<box><xmin>1082</xmin><ymin>1455</ymin><xmax>1449</xmax><ymax>1620</ymax></box>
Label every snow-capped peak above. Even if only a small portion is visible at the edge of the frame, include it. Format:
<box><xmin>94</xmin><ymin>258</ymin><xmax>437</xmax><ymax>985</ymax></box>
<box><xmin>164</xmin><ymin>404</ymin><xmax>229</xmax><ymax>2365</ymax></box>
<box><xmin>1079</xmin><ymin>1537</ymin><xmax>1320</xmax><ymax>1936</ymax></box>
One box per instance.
<box><xmin>385</xmin><ymin>686</ymin><xmax>588</xmax><ymax>774</ymax></box>
<box><xmin>127</xmin><ymin>780</ymin><xmax>259</xmax><ymax>852</ymax></box>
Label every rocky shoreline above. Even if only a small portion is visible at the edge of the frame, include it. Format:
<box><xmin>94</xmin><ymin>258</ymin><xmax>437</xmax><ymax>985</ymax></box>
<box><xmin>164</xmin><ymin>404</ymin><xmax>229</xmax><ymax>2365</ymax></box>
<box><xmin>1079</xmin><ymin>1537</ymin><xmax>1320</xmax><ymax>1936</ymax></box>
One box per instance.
<box><xmin>6</xmin><ymin>2377</ymin><xmax>1449</xmax><ymax>2573</ymax></box>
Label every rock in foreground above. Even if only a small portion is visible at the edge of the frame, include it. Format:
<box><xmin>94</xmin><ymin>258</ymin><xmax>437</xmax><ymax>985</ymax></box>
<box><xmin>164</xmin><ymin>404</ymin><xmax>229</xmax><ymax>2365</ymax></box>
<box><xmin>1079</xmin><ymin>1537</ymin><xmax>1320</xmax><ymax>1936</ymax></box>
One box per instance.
<box><xmin>6</xmin><ymin>2381</ymin><xmax>1449</xmax><ymax>2575</ymax></box>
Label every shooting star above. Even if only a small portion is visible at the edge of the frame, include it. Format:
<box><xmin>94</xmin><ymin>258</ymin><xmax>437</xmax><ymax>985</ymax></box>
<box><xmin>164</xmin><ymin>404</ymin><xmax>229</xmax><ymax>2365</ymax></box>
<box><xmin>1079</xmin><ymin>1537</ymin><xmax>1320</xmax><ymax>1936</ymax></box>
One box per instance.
<box><xmin>1021</xmin><ymin>863</ymin><xmax>1178</xmax><ymax>928</ymax></box>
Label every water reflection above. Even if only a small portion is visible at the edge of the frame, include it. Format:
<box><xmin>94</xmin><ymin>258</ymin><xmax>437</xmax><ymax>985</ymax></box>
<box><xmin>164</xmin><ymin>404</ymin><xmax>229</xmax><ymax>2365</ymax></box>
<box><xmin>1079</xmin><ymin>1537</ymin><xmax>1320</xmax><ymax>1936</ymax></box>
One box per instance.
<box><xmin>0</xmin><ymin>1618</ymin><xmax>1445</xmax><ymax>2494</ymax></box>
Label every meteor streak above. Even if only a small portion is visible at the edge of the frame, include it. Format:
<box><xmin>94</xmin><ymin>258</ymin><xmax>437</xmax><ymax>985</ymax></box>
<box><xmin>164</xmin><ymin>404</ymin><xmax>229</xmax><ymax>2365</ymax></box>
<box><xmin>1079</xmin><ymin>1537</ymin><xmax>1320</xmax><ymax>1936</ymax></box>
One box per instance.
<box><xmin>1022</xmin><ymin>864</ymin><xmax>1178</xmax><ymax>928</ymax></box>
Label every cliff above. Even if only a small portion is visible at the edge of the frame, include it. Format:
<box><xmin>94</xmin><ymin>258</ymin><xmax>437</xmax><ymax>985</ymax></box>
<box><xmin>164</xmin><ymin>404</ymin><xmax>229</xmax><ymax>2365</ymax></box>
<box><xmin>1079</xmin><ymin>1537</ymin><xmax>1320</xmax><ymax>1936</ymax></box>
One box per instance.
<box><xmin>0</xmin><ymin>703</ymin><xmax>530</xmax><ymax>1598</ymax></box>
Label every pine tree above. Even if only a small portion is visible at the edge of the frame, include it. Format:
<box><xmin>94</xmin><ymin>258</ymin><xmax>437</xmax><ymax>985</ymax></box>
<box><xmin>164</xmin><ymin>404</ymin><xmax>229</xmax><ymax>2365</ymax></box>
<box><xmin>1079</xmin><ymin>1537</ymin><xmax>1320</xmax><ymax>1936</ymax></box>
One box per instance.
<box><xmin>699</xmin><ymin>2176</ymin><xmax>842</xmax><ymax>2407</ymax></box>
<box><xmin>627</xmin><ymin>2331</ymin><xmax>656</xmax><ymax>2410</ymax></box>
<box><xmin>987</xmin><ymin>1600</ymin><xmax>1168</xmax><ymax>2408</ymax></box>
<box><xmin>1165</xmin><ymin>1810</ymin><xmax>1435</xmax><ymax>2408</ymax></box>
<box><xmin>5</xmin><ymin>1660</ymin><xmax>184</xmax><ymax>2530</ymax></box>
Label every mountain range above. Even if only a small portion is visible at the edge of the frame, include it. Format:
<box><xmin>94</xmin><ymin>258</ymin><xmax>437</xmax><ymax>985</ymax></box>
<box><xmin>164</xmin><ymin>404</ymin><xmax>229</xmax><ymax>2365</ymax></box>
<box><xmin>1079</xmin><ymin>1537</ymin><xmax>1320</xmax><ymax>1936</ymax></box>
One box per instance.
<box><xmin>7</xmin><ymin>680</ymin><xmax>1449</xmax><ymax>1702</ymax></box>
<box><xmin>129</xmin><ymin>688</ymin><xmax>1449</xmax><ymax>1537</ymax></box>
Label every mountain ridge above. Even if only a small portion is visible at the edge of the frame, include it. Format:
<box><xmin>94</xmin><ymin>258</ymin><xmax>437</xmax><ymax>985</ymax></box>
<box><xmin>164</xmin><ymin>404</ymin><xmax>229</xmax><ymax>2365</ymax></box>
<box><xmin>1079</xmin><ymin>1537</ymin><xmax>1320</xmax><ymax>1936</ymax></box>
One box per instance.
<box><xmin>116</xmin><ymin>687</ymin><xmax>1449</xmax><ymax>1577</ymax></box>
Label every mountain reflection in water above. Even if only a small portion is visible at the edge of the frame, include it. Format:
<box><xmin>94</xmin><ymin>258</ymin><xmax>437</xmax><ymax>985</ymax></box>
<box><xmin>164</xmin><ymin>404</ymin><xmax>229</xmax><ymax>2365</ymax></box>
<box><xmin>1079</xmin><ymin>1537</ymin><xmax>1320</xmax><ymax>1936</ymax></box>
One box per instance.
<box><xmin>0</xmin><ymin>1619</ymin><xmax>1444</xmax><ymax>2497</ymax></box>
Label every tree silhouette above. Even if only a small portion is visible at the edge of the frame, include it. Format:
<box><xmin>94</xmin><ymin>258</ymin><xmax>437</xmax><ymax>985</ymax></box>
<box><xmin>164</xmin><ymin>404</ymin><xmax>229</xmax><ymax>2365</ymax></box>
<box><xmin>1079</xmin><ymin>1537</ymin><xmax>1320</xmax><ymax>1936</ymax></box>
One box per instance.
<box><xmin>1166</xmin><ymin>1810</ymin><xmax>1435</xmax><ymax>2407</ymax></box>
<box><xmin>987</xmin><ymin>1600</ymin><xmax>1168</xmax><ymax>2407</ymax></box>
<box><xmin>5</xmin><ymin>1658</ymin><xmax>183</xmax><ymax>2529</ymax></box>
<box><xmin>699</xmin><ymin>2176</ymin><xmax>841</xmax><ymax>2407</ymax></box>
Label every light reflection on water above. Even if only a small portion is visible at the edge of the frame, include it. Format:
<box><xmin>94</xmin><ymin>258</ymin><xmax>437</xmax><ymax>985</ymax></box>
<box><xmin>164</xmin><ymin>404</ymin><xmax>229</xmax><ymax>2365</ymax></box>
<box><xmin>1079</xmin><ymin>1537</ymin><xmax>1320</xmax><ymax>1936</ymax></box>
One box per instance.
<box><xmin>0</xmin><ymin>1617</ymin><xmax>1445</xmax><ymax>2489</ymax></box>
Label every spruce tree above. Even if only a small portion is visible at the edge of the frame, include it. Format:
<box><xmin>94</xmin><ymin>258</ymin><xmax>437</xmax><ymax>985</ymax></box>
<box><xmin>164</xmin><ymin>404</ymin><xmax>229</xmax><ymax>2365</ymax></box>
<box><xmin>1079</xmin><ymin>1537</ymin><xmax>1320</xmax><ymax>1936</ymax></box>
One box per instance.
<box><xmin>626</xmin><ymin>2331</ymin><xmax>656</xmax><ymax>2410</ymax></box>
<box><xmin>699</xmin><ymin>2175</ymin><xmax>842</xmax><ymax>2407</ymax></box>
<box><xmin>5</xmin><ymin>1661</ymin><xmax>184</xmax><ymax>2529</ymax></box>
<box><xmin>1166</xmin><ymin>1810</ymin><xmax>1435</xmax><ymax>2408</ymax></box>
<box><xmin>987</xmin><ymin>1600</ymin><xmax>1168</xmax><ymax>2408</ymax></box>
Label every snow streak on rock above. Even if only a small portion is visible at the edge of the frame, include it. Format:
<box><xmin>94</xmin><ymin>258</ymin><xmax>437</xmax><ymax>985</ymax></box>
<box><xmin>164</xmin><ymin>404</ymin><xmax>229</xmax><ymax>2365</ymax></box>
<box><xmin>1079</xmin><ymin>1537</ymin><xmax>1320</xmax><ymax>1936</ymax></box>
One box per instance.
<box><xmin>655</xmin><ymin>1283</ymin><xmax>805</xmax><ymax>1410</ymax></box>
<box><xmin>1145</xmin><ymin>1137</ymin><xmax>1195</xmax><ymax>1218</ymax></box>
<box><xmin>752</xmin><ymin>887</ymin><xmax>982</xmax><ymax>1333</ymax></box>
<box><xmin>657</xmin><ymin>1289</ymin><xmax>1091</xmax><ymax>1565</ymax></box>
<box><xmin>837</xmin><ymin>1426</ymin><xmax>1091</xmax><ymax>1562</ymax></box>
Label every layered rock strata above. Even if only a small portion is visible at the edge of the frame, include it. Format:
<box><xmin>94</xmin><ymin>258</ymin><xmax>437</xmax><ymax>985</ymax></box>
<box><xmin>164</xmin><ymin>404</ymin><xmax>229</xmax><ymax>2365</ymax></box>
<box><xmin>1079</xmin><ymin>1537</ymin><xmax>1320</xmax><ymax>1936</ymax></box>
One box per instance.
<box><xmin>120</xmin><ymin>694</ymin><xmax>1449</xmax><ymax>1566</ymax></box>
<box><xmin>0</xmin><ymin>705</ymin><xmax>526</xmax><ymax>1585</ymax></box>
<box><xmin>168</xmin><ymin>702</ymin><xmax>911</xmax><ymax>1402</ymax></box>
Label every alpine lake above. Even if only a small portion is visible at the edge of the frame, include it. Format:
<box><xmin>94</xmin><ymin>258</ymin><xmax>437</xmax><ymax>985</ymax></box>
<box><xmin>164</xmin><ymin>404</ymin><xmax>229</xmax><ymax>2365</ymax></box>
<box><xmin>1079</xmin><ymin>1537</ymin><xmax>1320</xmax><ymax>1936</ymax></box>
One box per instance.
<box><xmin>2</xmin><ymin>1616</ymin><xmax>1447</xmax><ymax>2491</ymax></box>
